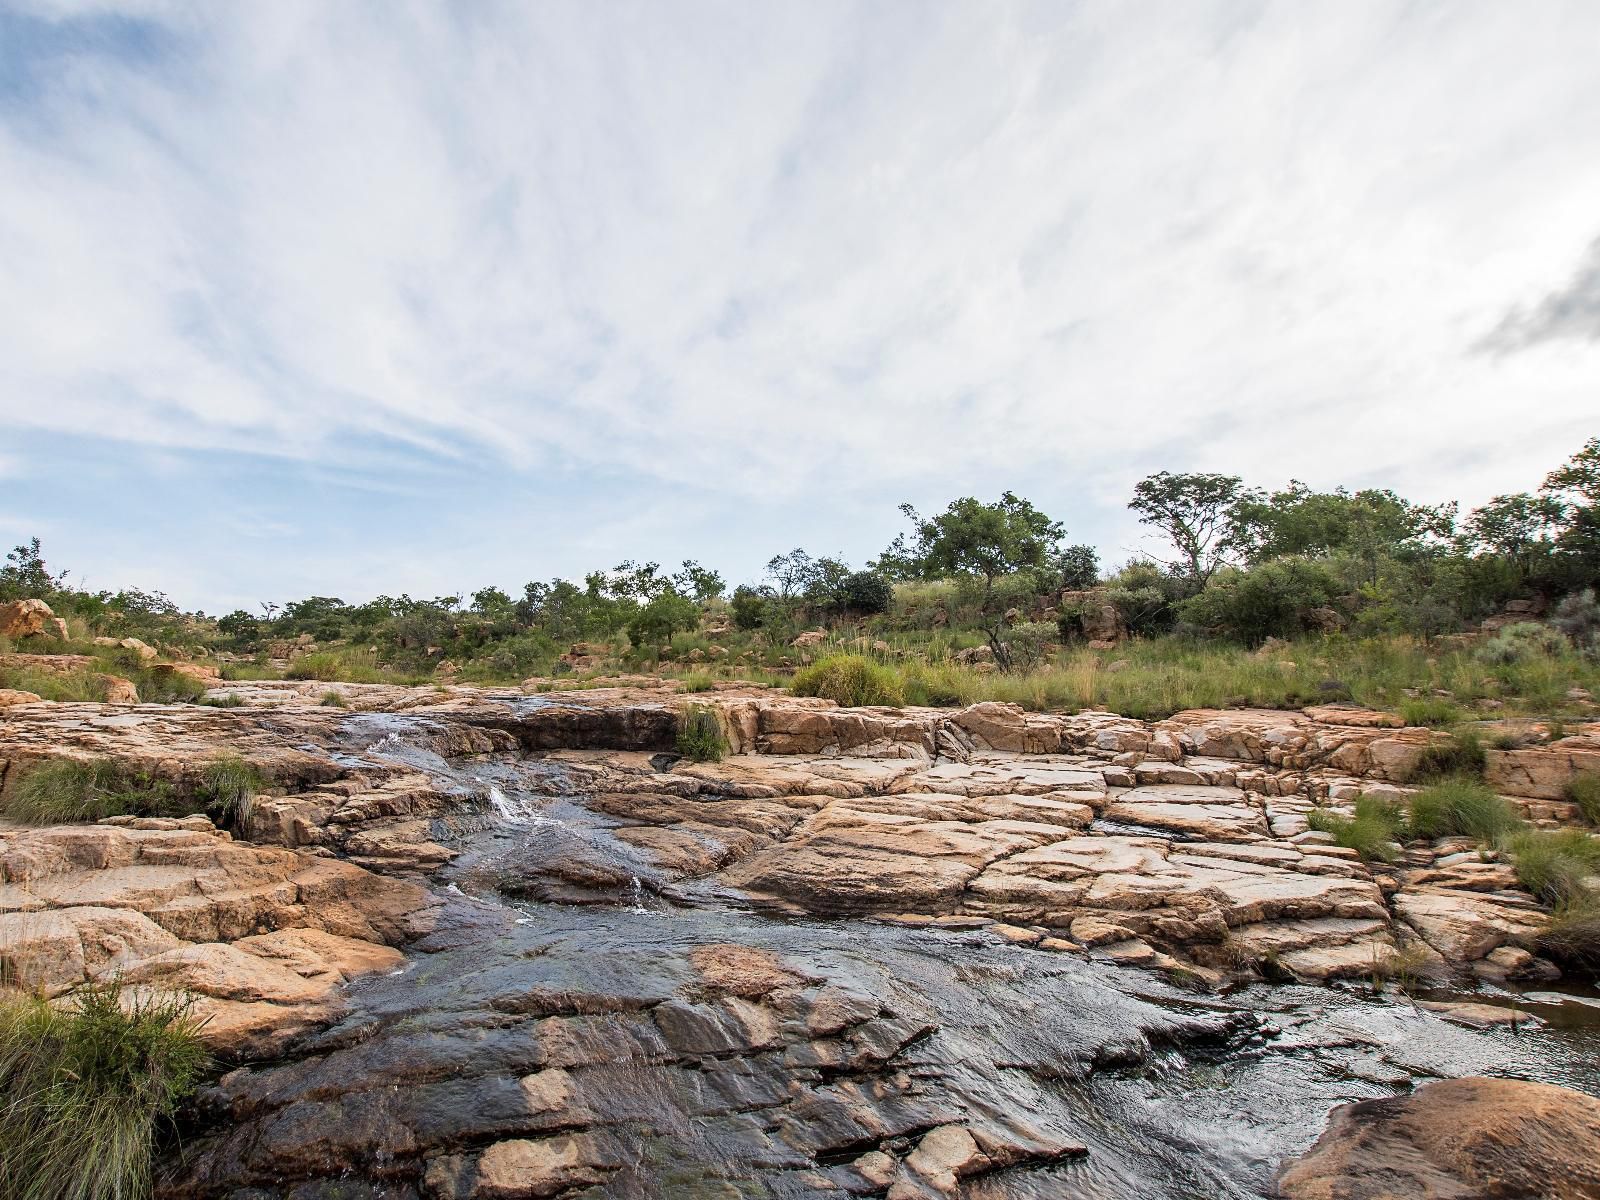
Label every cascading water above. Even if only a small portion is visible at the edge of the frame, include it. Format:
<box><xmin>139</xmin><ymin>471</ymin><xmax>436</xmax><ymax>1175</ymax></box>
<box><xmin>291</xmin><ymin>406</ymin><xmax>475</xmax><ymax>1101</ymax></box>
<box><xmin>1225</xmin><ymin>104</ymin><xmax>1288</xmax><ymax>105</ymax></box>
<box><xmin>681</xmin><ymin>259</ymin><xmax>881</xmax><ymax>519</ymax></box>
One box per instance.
<box><xmin>160</xmin><ymin>713</ymin><xmax>1600</xmax><ymax>1199</ymax></box>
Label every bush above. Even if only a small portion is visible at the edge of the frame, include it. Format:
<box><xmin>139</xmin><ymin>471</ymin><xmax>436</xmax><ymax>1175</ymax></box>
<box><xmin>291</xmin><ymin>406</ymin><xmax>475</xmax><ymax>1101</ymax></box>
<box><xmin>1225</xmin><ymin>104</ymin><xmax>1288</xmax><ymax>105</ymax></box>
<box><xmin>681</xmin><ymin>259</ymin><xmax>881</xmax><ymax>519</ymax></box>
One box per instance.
<box><xmin>1408</xmin><ymin>777</ymin><xmax>1523</xmax><ymax>842</ymax></box>
<box><xmin>1306</xmin><ymin>794</ymin><xmax>1406</xmax><ymax>862</ymax></box>
<box><xmin>1568</xmin><ymin>771</ymin><xmax>1600</xmax><ymax>824</ymax></box>
<box><xmin>836</xmin><ymin>571</ymin><xmax>893</xmax><ymax>616</ymax></box>
<box><xmin>729</xmin><ymin>586</ymin><xmax>770</xmax><ymax>631</ymax></box>
<box><xmin>0</xmin><ymin>982</ymin><xmax>209</xmax><ymax>1200</ymax></box>
<box><xmin>1551</xmin><ymin>588</ymin><xmax>1600</xmax><ymax>650</ymax></box>
<box><xmin>997</xmin><ymin>621</ymin><xmax>1056</xmax><ymax>671</ymax></box>
<box><xmin>676</xmin><ymin>705</ymin><xmax>728</xmax><ymax>762</ymax></box>
<box><xmin>790</xmin><ymin>655</ymin><xmax>906</xmax><ymax>707</ymax></box>
<box><xmin>1177</xmin><ymin>557</ymin><xmax>1341</xmax><ymax>646</ymax></box>
<box><xmin>1475</xmin><ymin>621</ymin><xmax>1567</xmax><ymax>665</ymax></box>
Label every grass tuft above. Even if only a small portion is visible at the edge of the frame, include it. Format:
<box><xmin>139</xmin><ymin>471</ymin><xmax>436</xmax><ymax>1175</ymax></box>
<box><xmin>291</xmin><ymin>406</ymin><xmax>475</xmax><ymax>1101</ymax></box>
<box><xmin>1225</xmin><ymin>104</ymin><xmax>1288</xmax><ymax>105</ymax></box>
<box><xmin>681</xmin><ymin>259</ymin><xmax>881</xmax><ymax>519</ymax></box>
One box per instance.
<box><xmin>1397</xmin><ymin>696</ymin><xmax>1462</xmax><ymax>727</ymax></box>
<box><xmin>1409</xmin><ymin>728</ymin><xmax>1486</xmax><ymax>781</ymax></box>
<box><xmin>791</xmin><ymin>655</ymin><xmax>906</xmax><ymax>707</ymax></box>
<box><xmin>676</xmin><ymin>704</ymin><xmax>728</xmax><ymax>762</ymax></box>
<box><xmin>1567</xmin><ymin>771</ymin><xmax>1600</xmax><ymax>825</ymax></box>
<box><xmin>199</xmin><ymin>755</ymin><xmax>265</xmax><ymax>830</ymax></box>
<box><xmin>1407</xmin><ymin>777</ymin><xmax>1523</xmax><ymax>842</ymax></box>
<box><xmin>1306</xmin><ymin>794</ymin><xmax>1406</xmax><ymax>862</ymax></box>
<box><xmin>318</xmin><ymin>690</ymin><xmax>348</xmax><ymax>708</ymax></box>
<box><xmin>1503</xmin><ymin>828</ymin><xmax>1600</xmax><ymax>905</ymax></box>
<box><xmin>0</xmin><ymin>982</ymin><xmax>209</xmax><ymax>1200</ymax></box>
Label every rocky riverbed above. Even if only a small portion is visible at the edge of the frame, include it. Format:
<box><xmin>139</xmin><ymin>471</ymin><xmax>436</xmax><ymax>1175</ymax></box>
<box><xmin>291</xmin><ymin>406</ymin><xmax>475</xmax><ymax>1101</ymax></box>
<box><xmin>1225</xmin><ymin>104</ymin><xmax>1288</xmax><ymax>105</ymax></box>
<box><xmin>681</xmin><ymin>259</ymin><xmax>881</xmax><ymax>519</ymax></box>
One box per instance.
<box><xmin>3</xmin><ymin>681</ymin><xmax>1599</xmax><ymax>1197</ymax></box>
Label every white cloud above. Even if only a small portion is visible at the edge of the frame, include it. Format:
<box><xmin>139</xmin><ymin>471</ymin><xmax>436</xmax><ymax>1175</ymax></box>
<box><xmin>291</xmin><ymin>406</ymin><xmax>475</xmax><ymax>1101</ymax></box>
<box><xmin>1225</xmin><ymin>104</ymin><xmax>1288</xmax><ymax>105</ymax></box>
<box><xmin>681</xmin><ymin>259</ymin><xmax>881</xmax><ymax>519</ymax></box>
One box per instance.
<box><xmin>1</xmin><ymin>0</ymin><xmax>1598</xmax><ymax>563</ymax></box>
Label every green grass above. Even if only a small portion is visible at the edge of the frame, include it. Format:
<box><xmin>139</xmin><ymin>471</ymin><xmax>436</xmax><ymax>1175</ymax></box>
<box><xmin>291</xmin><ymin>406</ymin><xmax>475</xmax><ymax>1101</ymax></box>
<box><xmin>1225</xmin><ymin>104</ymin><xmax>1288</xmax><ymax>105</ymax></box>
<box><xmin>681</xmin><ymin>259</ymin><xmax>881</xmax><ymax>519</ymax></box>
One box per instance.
<box><xmin>318</xmin><ymin>690</ymin><xmax>348</xmax><ymax>707</ymax></box>
<box><xmin>284</xmin><ymin>648</ymin><xmax>389</xmax><ymax>683</ymax></box>
<box><xmin>4</xmin><ymin>760</ymin><xmax>172</xmax><ymax>824</ymax></box>
<box><xmin>199</xmin><ymin>755</ymin><xmax>265</xmax><ymax>829</ymax></box>
<box><xmin>1407</xmin><ymin>777</ymin><xmax>1523</xmax><ymax>842</ymax></box>
<box><xmin>1397</xmin><ymin>696</ymin><xmax>1462</xmax><ymax>727</ymax></box>
<box><xmin>678</xmin><ymin>671</ymin><xmax>715</xmax><ymax>693</ymax></box>
<box><xmin>2</xmin><ymin>756</ymin><xmax>266</xmax><ymax>828</ymax></box>
<box><xmin>1409</xmin><ymin>728</ymin><xmax>1486</xmax><ymax>782</ymax></box>
<box><xmin>1503</xmin><ymin>828</ymin><xmax>1600</xmax><ymax>905</ymax></box>
<box><xmin>0</xmin><ymin>982</ymin><xmax>209</xmax><ymax>1200</ymax></box>
<box><xmin>1567</xmin><ymin>771</ymin><xmax>1600</xmax><ymax>825</ymax></box>
<box><xmin>197</xmin><ymin>693</ymin><xmax>244</xmax><ymax>708</ymax></box>
<box><xmin>0</xmin><ymin>666</ymin><xmax>109</xmax><ymax>703</ymax></box>
<box><xmin>1306</xmin><ymin>794</ymin><xmax>1407</xmax><ymax>862</ymax></box>
<box><xmin>676</xmin><ymin>705</ymin><xmax>728</xmax><ymax>763</ymax></box>
<box><xmin>791</xmin><ymin>655</ymin><xmax>907</xmax><ymax>707</ymax></box>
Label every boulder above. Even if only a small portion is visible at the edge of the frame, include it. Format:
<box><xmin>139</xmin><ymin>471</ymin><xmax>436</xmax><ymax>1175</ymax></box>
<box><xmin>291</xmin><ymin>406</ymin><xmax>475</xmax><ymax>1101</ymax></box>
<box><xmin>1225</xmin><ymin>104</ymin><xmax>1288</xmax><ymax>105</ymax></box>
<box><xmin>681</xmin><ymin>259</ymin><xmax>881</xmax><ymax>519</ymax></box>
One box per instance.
<box><xmin>1276</xmin><ymin>1077</ymin><xmax>1600</xmax><ymax>1199</ymax></box>
<box><xmin>0</xmin><ymin>598</ymin><xmax>57</xmax><ymax>640</ymax></box>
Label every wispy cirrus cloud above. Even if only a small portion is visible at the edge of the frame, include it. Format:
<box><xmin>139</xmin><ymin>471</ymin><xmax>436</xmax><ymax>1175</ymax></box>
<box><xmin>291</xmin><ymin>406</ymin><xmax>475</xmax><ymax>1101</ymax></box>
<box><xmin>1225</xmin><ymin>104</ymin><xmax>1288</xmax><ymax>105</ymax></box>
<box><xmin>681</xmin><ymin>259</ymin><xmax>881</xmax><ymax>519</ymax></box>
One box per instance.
<box><xmin>1</xmin><ymin>1</ymin><xmax>1598</xmax><ymax>609</ymax></box>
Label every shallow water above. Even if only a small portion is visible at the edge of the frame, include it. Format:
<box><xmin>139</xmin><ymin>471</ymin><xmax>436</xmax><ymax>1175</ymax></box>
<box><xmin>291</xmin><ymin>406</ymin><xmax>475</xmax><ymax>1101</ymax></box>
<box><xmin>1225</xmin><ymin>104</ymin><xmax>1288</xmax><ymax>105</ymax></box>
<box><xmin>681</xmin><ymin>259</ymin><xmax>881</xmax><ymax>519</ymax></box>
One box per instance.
<box><xmin>162</xmin><ymin>719</ymin><xmax>1600</xmax><ymax>1199</ymax></box>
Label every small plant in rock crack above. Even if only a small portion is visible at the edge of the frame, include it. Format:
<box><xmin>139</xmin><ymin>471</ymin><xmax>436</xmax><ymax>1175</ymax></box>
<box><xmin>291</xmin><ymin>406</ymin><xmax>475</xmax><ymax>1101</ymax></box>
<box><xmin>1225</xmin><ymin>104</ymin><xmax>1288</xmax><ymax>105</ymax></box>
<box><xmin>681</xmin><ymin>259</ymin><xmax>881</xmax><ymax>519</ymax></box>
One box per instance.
<box><xmin>676</xmin><ymin>704</ymin><xmax>728</xmax><ymax>762</ymax></box>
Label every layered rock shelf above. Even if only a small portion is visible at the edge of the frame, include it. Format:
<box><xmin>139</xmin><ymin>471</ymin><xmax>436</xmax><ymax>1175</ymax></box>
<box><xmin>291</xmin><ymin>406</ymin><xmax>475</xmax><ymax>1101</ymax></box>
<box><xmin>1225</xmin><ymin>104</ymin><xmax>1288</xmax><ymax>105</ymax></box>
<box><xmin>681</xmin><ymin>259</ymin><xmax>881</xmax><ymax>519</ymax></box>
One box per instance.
<box><xmin>2</xmin><ymin>681</ymin><xmax>1598</xmax><ymax>1197</ymax></box>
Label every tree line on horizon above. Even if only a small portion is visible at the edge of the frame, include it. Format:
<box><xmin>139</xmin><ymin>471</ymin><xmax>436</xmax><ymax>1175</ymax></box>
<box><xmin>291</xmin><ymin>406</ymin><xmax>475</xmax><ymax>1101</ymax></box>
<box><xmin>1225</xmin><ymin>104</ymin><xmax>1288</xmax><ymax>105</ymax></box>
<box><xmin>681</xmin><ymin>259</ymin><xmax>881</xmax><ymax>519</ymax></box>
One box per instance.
<box><xmin>4</xmin><ymin>437</ymin><xmax>1597</xmax><ymax>676</ymax></box>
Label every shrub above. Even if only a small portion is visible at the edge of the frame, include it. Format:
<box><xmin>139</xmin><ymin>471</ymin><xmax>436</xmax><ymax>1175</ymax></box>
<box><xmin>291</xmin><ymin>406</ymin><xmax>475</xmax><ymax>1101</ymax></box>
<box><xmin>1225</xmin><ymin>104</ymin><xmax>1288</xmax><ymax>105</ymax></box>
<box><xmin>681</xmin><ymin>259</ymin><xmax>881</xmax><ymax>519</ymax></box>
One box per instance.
<box><xmin>836</xmin><ymin>571</ymin><xmax>893</xmax><ymax>616</ymax></box>
<box><xmin>1475</xmin><ymin>621</ymin><xmax>1567</xmax><ymax>665</ymax></box>
<box><xmin>790</xmin><ymin>655</ymin><xmax>906</xmax><ymax>707</ymax></box>
<box><xmin>1567</xmin><ymin>771</ymin><xmax>1600</xmax><ymax>825</ymax></box>
<box><xmin>0</xmin><ymin>982</ymin><xmax>209</xmax><ymax>1200</ymax></box>
<box><xmin>1177</xmin><ymin>557</ymin><xmax>1341</xmax><ymax>646</ymax></box>
<box><xmin>1306</xmin><ymin>794</ymin><xmax>1407</xmax><ymax>862</ymax></box>
<box><xmin>676</xmin><ymin>705</ymin><xmax>728</xmax><ymax>762</ymax></box>
<box><xmin>1409</xmin><ymin>728</ymin><xmax>1486</xmax><ymax>780</ymax></box>
<box><xmin>997</xmin><ymin>621</ymin><xmax>1056</xmax><ymax>671</ymax></box>
<box><xmin>729</xmin><ymin>586</ymin><xmax>770</xmax><ymax>630</ymax></box>
<box><xmin>1551</xmin><ymin>587</ymin><xmax>1600</xmax><ymax>650</ymax></box>
<box><xmin>1407</xmin><ymin>777</ymin><xmax>1523</xmax><ymax>842</ymax></box>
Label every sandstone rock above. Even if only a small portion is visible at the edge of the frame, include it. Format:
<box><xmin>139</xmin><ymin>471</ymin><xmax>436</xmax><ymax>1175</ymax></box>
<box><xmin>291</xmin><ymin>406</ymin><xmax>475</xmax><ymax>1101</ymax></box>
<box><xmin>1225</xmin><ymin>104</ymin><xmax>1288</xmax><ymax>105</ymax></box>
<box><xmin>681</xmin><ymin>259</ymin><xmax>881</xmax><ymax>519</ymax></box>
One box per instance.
<box><xmin>1276</xmin><ymin>1077</ymin><xmax>1600</xmax><ymax>1200</ymax></box>
<box><xmin>0</xmin><ymin>598</ymin><xmax>57</xmax><ymax>640</ymax></box>
<box><xmin>473</xmin><ymin>1134</ymin><xmax>617</xmax><ymax>1198</ymax></box>
<box><xmin>0</xmin><ymin>688</ymin><xmax>43</xmax><ymax>707</ymax></box>
<box><xmin>791</xmin><ymin>629</ymin><xmax>828</xmax><ymax>648</ymax></box>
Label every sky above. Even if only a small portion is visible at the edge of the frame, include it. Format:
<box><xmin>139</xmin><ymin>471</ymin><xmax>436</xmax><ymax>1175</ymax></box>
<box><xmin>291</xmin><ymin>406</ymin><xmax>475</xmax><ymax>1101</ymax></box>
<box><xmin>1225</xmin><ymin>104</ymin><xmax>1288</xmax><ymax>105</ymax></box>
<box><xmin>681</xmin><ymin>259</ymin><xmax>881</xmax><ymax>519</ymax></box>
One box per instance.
<box><xmin>1</xmin><ymin>0</ymin><xmax>1598</xmax><ymax>614</ymax></box>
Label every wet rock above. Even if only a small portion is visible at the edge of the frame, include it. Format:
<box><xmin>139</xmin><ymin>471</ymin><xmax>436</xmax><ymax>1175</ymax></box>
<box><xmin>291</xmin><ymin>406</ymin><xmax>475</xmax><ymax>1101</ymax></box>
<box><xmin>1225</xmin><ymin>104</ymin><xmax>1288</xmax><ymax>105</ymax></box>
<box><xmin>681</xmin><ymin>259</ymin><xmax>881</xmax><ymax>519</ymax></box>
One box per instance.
<box><xmin>1276</xmin><ymin>1077</ymin><xmax>1600</xmax><ymax>1199</ymax></box>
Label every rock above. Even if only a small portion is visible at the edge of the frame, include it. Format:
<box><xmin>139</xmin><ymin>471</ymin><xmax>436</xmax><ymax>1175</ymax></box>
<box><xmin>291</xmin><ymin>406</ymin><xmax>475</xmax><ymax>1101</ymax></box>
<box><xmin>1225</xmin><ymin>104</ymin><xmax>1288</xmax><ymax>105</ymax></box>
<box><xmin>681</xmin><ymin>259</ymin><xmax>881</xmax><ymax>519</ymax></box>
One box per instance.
<box><xmin>791</xmin><ymin>629</ymin><xmax>828</xmax><ymax>648</ymax></box>
<box><xmin>0</xmin><ymin>688</ymin><xmax>43</xmax><ymax>707</ymax></box>
<box><xmin>0</xmin><ymin>823</ymin><xmax>437</xmax><ymax>1058</ymax></box>
<box><xmin>473</xmin><ymin>1134</ymin><xmax>617</xmax><ymax>1198</ymax></box>
<box><xmin>1416</xmin><ymin>1000</ymin><xmax>1542</xmax><ymax>1030</ymax></box>
<box><xmin>0</xmin><ymin>598</ymin><xmax>58</xmax><ymax>640</ymax></box>
<box><xmin>1276</xmin><ymin>1077</ymin><xmax>1600</xmax><ymax>1199</ymax></box>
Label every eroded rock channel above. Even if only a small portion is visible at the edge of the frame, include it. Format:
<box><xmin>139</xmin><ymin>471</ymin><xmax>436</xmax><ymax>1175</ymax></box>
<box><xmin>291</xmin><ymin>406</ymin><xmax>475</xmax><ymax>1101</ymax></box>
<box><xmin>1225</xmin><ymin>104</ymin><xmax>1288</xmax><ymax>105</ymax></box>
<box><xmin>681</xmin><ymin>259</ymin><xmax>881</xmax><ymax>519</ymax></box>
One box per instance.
<box><xmin>2</xmin><ymin>683</ymin><xmax>1598</xmax><ymax>1198</ymax></box>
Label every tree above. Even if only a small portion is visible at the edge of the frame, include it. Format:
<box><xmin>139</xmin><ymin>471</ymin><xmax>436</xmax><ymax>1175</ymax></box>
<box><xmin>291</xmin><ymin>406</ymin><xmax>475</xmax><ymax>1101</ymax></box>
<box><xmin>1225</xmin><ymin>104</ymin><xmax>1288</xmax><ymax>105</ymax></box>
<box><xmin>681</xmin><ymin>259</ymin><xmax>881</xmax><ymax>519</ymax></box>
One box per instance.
<box><xmin>1053</xmin><ymin>544</ymin><xmax>1100</xmax><ymax>591</ymax></box>
<box><xmin>0</xmin><ymin>538</ymin><xmax>67</xmax><ymax>601</ymax></box>
<box><xmin>1463</xmin><ymin>492</ymin><xmax>1565</xmax><ymax>581</ymax></box>
<box><xmin>764</xmin><ymin>549</ymin><xmax>816</xmax><ymax>602</ymax></box>
<box><xmin>883</xmin><ymin>493</ymin><xmax>1064</xmax><ymax>667</ymax></box>
<box><xmin>672</xmin><ymin>560</ymin><xmax>725</xmax><ymax>602</ymax></box>
<box><xmin>1128</xmin><ymin>471</ymin><xmax>1244</xmax><ymax>587</ymax></box>
<box><xmin>1230</xmin><ymin>481</ymin><xmax>1454</xmax><ymax>572</ymax></box>
<box><xmin>1178</xmin><ymin>557</ymin><xmax>1340</xmax><ymax>646</ymax></box>
<box><xmin>1543</xmin><ymin>437</ymin><xmax>1600</xmax><ymax>576</ymax></box>
<box><xmin>626</xmin><ymin>591</ymin><xmax>698</xmax><ymax>647</ymax></box>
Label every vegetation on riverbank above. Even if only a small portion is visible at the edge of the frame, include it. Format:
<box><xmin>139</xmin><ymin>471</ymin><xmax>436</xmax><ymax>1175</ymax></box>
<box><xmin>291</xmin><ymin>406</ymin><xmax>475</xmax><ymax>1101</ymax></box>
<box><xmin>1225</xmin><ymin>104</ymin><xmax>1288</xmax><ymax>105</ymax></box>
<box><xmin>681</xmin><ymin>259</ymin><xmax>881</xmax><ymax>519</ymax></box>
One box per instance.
<box><xmin>0</xmin><ymin>983</ymin><xmax>208</xmax><ymax>1200</ymax></box>
<box><xmin>3</xmin><ymin>438</ymin><xmax>1597</xmax><ymax>722</ymax></box>
<box><xmin>3</xmin><ymin>755</ymin><xmax>265</xmax><ymax>827</ymax></box>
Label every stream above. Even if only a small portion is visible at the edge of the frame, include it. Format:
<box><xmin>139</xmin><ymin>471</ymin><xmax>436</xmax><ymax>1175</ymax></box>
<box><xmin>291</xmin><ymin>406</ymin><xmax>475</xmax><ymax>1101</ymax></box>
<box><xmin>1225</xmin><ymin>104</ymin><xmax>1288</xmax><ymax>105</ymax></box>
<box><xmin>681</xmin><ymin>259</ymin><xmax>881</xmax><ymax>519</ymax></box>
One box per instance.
<box><xmin>162</xmin><ymin>714</ymin><xmax>1600</xmax><ymax>1199</ymax></box>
